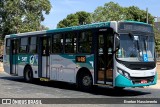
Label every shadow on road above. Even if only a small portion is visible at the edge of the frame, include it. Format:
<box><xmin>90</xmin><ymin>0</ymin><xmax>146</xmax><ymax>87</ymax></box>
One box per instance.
<box><xmin>0</xmin><ymin>76</ymin><xmax>151</xmax><ymax>97</ymax></box>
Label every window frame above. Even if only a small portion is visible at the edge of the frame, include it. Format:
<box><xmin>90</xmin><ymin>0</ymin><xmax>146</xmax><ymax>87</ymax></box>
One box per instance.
<box><xmin>6</xmin><ymin>39</ymin><xmax>11</xmax><ymax>55</ymax></box>
<box><xmin>64</xmin><ymin>32</ymin><xmax>77</xmax><ymax>54</ymax></box>
<box><xmin>51</xmin><ymin>33</ymin><xmax>64</xmax><ymax>54</ymax></box>
<box><xmin>19</xmin><ymin>37</ymin><xmax>28</xmax><ymax>54</ymax></box>
<box><xmin>28</xmin><ymin>36</ymin><xmax>38</xmax><ymax>54</ymax></box>
<box><xmin>77</xmin><ymin>30</ymin><xmax>93</xmax><ymax>54</ymax></box>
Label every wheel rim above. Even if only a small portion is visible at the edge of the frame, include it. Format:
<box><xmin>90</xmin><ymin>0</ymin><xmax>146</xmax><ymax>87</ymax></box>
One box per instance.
<box><xmin>82</xmin><ymin>75</ymin><xmax>91</xmax><ymax>86</ymax></box>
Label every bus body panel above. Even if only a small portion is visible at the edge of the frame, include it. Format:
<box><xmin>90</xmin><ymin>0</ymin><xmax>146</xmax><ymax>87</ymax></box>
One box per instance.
<box><xmin>114</xmin><ymin>61</ymin><xmax>157</xmax><ymax>87</ymax></box>
<box><xmin>110</xmin><ymin>21</ymin><xmax>118</xmax><ymax>87</ymax></box>
<box><xmin>115</xmin><ymin>73</ymin><xmax>157</xmax><ymax>87</ymax></box>
<box><xmin>3</xmin><ymin>55</ymin><xmax>10</xmax><ymax>74</ymax></box>
<box><xmin>49</xmin><ymin>54</ymin><xmax>94</xmax><ymax>83</ymax></box>
<box><xmin>10</xmin><ymin>54</ymin><xmax>39</xmax><ymax>78</ymax></box>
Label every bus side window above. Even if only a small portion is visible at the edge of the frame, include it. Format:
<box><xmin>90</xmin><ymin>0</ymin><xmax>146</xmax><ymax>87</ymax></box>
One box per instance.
<box><xmin>78</xmin><ymin>31</ymin><xmax>92</xmax><ymax>53</ymax></box>
<box><xmin>29</xmin><ymin>37</ymin><xmax>37</xmax><ymax>53</ymax></box>
<box><xmin>52</xmin><ymin>34</ymin><xmax>63</xmax><ymax>53</ymax></box>
<box><xmin>20</xmin><ymin>37</ymin><xmax>28</xmax><ymax>53</ymax></box>
<box><xmin>64</xmin><ymin>32</ymin><xmax>77</xmax><ymax>53</ymax></box>
<box><xmin>6</xmin><ymin>39</ymin><xmax>10</xmax><ymax>54</ymax></box>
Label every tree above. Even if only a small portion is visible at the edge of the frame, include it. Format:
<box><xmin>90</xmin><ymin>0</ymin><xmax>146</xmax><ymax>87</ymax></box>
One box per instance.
<box><xmin>57</xmin><ymin>11</ymin><xmax>92</xmax><ymax>28</ymax></box>
<box><xmin>125</xmin><ymin>6</ymin><xmax>154</xmax><ymax>24</ymax></box>
<box><xmin>154</xmin><ymin>27</ymin><xmax>160</xmax><ymax>52</ymax></box>
<box><xmin>40</xmin><ymin>25</ymin><xmax>49</xmax><ymax>30</ymax></box>
<box><xmin>0</xmin><ymin>0</ymin><xmax>51</xmax><ymax>38</ymax></box>
<box><xmin>92</xmin><ymin>2</ymin><xmax>154</xmax><ymax>24</ymax></box>
<box><xmin>92</xmin><ymin>2</ymin><xmax>125</xmax><ymax>22</ymax></box>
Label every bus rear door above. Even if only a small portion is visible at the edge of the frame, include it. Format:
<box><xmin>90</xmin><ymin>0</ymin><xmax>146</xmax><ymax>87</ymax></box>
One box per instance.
<box><xmin>39</xmin><ymin>36</ymin><xmax>51</xmax><ymax>79</ymax></box>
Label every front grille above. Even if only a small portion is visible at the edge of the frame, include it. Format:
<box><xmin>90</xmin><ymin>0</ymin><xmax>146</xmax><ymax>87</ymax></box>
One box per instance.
<box><xmin>128</xmin><ymin>63</ymin><xmax>155</xmax><ymax>70</ymax></box>
<box><xmin>116</xmin><ymin>59</ymin><xmax>156</xmax><ymax>70</ymax></box>
<box><xmin>131</xmin><ymin>76</ymin><xmax>154</xmax><ymax>84</ymax></box>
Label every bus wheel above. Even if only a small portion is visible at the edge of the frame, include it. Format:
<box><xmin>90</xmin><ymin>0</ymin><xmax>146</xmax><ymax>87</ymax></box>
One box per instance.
<box><xmin>24</xmin><ymin>67</ymin><xmax>33</xmax><ymax>82</ymax></box>
<box><xmin>78</xmin><ymin>73</ymin><xmax>93</xmax><ymax>91</ymax></box>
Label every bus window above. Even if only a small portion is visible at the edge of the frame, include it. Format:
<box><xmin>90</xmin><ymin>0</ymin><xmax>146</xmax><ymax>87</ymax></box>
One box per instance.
<box><xmin>78</xmin><ymin>31</ymin><xmax>92</xmax><ymax>53</ymax></box>
<box><xmin>6</xmin><ymin>39</ymin><xmax>10</xmax><ymax>54</ymax></box>
<box><xmin>41</xmin><ymin>36</ymin><xmax>51</xmax><ymax>56</ymax></box>
<box><xmin>20</xmin><ymin>37</ymin><xmax>28</xmax><ymax>53</ymax></box>
<box><xmin>65</xmin><ymin>32</ymin><xmax>77</xmax><ymax>53</ymax></box>
<box><xmin>29</xmin><ymin>37</ymin><xmax>37</xmax><ymax>53</ymax></box>
<box><xmin>52</xmin><ymin>34</ymin><xmax>63</xmax><ymax>53</ymax></box>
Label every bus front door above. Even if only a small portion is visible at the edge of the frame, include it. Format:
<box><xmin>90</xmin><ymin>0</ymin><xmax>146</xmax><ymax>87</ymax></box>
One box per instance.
<box><xmin>39</xmin><ymin>36</ymin><xmax>50</xmax><ymax>79</ymax></box>
<box><xmin>97</xmin><ymin>31</ymin><xmax>113</xmax><ymax>85</ymax></box>
<box><xmin>10</xmin><ymin>39</ymin><xmax>19</xmax><ymax>75</ymax></box>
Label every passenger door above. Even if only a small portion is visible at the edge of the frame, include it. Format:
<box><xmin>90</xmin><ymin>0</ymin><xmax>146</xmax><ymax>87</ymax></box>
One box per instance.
<box><xmin>39</xmin><ymin>36</ymin><xmax>51</xmax><ymax>78</ymax></box>
<box><xmin>10</xmin><ymin>39</ymin><xmax>19</xmax><ymax>75</ymax></box>
<box><xmin>96</xmin><ymin>29</ymin><xmax>114</xmax><ymax>85</ymax></box>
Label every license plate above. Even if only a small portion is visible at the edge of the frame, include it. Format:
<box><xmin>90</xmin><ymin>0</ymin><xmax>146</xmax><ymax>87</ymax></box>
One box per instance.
<box><xmin>141</xmin><ymin>80</ymin><xmax>147</xmax><ymax>84</ymax></box>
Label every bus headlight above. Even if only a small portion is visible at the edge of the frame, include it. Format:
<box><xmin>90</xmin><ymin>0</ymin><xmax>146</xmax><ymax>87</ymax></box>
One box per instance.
<box><xmin>117</xmin><ymin>68</ymin><xmax>130</xmax><ymax>79</ymax></box>
<box><xmin>124</xmin><ymin>72</ymin><xmax>130</xmax><ymax>79</ymax></box>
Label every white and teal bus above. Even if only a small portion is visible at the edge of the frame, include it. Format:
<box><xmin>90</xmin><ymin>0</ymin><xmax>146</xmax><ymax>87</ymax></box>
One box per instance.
<box><xmin>3</xmin><ymin>21</ymin><xmax>157</xmax><ymax>90</ymax></box>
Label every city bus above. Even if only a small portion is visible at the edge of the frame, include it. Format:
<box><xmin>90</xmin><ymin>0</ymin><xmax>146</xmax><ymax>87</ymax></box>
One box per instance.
<box><xmin>3</xmin><ymin>21</ymin><xmax>157</xmax><ymax>90</ymax></box>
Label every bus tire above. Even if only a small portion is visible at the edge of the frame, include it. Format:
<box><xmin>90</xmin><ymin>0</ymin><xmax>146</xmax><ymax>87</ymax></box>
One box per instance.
<box><xmin>78</xmin><ymin>73</ymin><xmax>93</xmax><ymax>91</ymax></box>
<box><xmin>24</xmin><ymin>66</ymin><xmax>33</xmax><ymax>82</ymax></box>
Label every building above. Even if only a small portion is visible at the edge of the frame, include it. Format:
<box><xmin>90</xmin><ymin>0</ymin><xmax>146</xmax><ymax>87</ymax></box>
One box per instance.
<box><xmin>154</xmin><ymin>22</ymin><xmax>160</xmax><ymax>32</ymax></box>
<box><xmin>154</xmin><ymin>17</ymin><xmax>160</xmax><ymax>32</ymax></box>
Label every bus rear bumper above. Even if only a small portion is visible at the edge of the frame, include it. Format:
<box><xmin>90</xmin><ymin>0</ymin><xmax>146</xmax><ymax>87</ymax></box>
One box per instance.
<box><xmin>115</xmin><ymin>73</ymin><xmax>157</xmax><ymax>88</ymax></box>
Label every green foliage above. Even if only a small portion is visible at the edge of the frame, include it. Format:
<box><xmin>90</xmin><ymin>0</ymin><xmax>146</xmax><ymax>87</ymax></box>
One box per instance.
<box><xmin>92</xmin><ymin>2</ymin><xmax>154</xmax><ymax>24</ymax></box>
<box><xmin>125</xmin><ymin>6</ymin><xmax>154</xmax><ymax>24</ymax></box>
<box><xmin>154</xmin><ymin>27</ymin><xmax>160</xmax><ymax>51</ymax></box>
<box><xmin>57</xmin><ymin>11</ymin><xmax>92</xmax><ymax>28</ymax></box>
<box><xmin>92</xmin><ymin>2</ymin><xmax>125</xmax><ymax>22</ymax></box>
<box><xmin>57</xmin><ymin>2</ymin><xmax>154</xmax><ymax>28</ymax></box>
<box><xmin>0</xmin><ymin>0</ymin><xmax>51</xmax><ymax>38</ymax></box>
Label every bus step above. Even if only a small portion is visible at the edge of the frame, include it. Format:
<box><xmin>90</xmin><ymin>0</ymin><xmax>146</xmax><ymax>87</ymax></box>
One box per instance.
<box><xmin>94</xmin><ymin>84</ymin><xmax>113</xmax><ymax>88</ymax></box>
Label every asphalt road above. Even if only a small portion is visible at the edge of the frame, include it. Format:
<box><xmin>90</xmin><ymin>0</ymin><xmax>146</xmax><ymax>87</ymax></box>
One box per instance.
<box><xmin>0</xmin><ymin>72</ymin><xmax>159</xmax><ymax>107</ymax></box>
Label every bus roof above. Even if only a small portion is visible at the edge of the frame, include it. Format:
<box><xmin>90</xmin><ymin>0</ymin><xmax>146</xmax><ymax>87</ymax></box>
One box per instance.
<box><xmin>5</xmin><ymin>21</ymin><xmax>111</xmax><ymax>38</ymax></box>
<box><xmin>5</xmin><ymin>20</ymin><xmax>152</xmax><ymax>38</ymax></box>
<box><xmin>123</xmin><ymin>20</ymin><xmax>151</xmax><ymax>25</ymax></box>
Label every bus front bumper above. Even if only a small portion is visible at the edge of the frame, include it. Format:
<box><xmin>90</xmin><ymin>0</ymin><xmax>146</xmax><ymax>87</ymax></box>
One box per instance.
<box><xmin>115</xmin><ymin>73</ymin><xmax>157</xmax><ymax>88</ymax></box>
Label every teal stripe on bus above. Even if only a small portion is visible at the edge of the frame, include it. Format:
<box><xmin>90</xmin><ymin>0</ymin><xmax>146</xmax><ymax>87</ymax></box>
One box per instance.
<box><xmin>115</xmin><ymin>73</ymin><xmax>157</xmax><ymax>87</ymax></box>
<box><xmin>12</xmin><ymin>54</ymin><xmax>38</xmax><ymax>66</ymax></box>
<box><xmin>46</xmin><ymin>22</ymin><xmax>110</xmax><ymax>33</ymax></box>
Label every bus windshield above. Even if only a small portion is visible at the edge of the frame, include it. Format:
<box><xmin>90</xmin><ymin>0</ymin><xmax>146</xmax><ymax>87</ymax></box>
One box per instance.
<box><xmin>116</xmin><ymin>33</ymin><xmax>155</xmax><ymax>62</ymax></box>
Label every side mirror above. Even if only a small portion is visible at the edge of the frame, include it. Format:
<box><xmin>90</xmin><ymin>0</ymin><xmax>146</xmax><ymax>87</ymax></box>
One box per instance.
<box><xmin>113</xmin><ymin>34</ymin><xmax>120</xmax><ymax>54</ymax></box>
<box><xmin>115</xmin><ymin>35</ymin><xmax>120</xmax><ymax>49</ymax></box>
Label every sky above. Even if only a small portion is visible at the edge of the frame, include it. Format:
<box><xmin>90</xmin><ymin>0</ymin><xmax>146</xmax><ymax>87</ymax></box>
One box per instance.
<box><xmin>41</xmin><ymin>0</ymin><xmax>160</xmax><ymax>29</ymax></box>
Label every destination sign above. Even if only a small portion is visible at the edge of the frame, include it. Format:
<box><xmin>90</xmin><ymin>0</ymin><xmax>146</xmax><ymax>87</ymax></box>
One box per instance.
<box><xmin>118</xmin><ymin>22</ymin><xmax>153</xmax><ymax>33</ymax></box>
<box><xmin>76</xmin><ymin>56</ymin><xmax>86</xmax><ymax>63</ymax></box>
